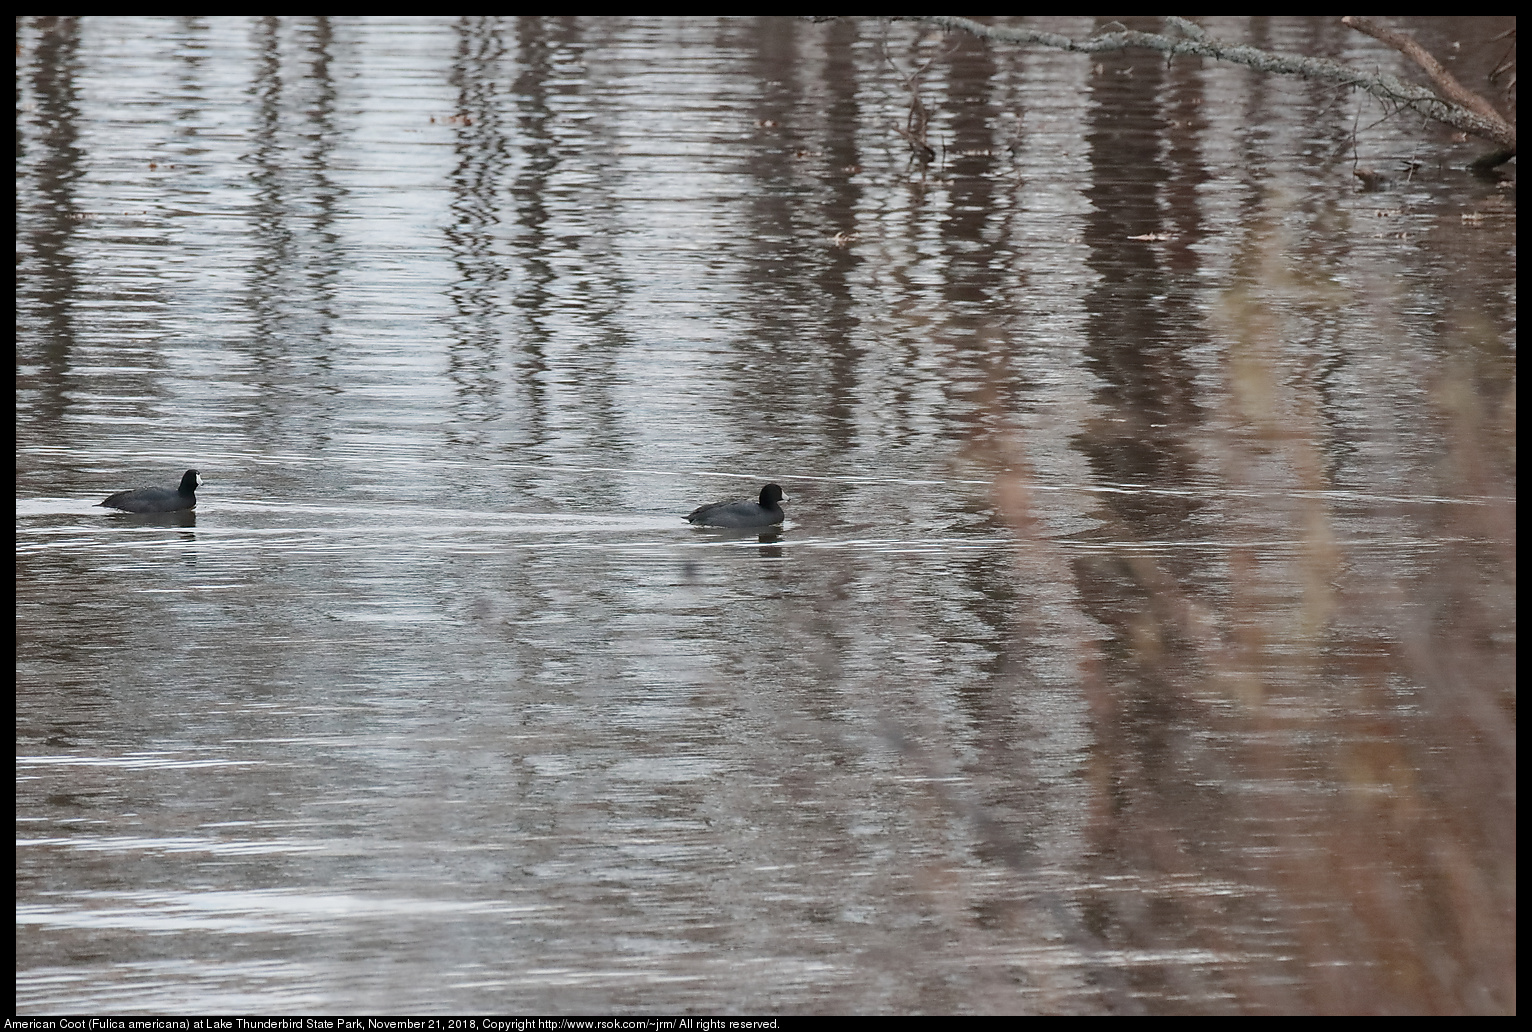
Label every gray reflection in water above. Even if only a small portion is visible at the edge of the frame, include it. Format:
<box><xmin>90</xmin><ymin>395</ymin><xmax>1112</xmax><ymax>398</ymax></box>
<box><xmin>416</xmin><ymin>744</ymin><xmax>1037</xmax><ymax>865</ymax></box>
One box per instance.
<box><xmin>16</xmin><ymin>14</ymin><xmax>1515</xmax><ymax>1016</ymax></box>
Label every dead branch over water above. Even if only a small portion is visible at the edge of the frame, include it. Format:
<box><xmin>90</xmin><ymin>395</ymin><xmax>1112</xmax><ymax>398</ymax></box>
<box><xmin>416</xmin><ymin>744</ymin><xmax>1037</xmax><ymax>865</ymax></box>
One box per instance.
<box><xmin>897</xmin><ymin>16</ymin><xmax>1516</xmax><ymax>166</ymax></box>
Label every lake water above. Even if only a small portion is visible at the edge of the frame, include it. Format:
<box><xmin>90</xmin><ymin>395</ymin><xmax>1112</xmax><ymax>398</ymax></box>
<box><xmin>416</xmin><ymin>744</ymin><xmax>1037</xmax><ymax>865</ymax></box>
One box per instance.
<box><xmin>16</xmin><ymin>15</ymin><xmax>1515</xmax><ymax>1014</ymax></box>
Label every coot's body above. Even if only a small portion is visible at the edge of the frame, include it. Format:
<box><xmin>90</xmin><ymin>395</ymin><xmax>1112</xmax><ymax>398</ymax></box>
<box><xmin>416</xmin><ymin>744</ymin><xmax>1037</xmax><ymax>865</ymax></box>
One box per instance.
<box><xmin>99</xmin><ymin>469</ymin><xmax>202</xmax><ymax>512</ymax></box>
<box><xmin>684</xmin><ymin>484</ymin><xmax>786</xmax><ymax>528</ymax></box>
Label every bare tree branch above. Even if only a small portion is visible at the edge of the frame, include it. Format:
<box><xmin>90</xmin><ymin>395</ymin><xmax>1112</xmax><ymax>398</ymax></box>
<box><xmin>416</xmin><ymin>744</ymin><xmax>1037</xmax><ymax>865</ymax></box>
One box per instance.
<box><xmin>1341</xmin><ymin>18</ymin><xmax>1508</xmax><ymax>128</ymax></box>
<box><xmin>896</xmin><ymin>16</ymin><xmax>1516</xmax><ymax>156</ymax></box>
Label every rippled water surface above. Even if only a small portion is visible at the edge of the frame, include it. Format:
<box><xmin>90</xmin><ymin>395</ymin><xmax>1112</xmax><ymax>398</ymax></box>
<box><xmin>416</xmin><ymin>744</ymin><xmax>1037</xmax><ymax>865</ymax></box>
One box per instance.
<box><xmin>17</xmin><ymin>16</ymin><xmax>1515</xmax><ymax>1014</ymax></box>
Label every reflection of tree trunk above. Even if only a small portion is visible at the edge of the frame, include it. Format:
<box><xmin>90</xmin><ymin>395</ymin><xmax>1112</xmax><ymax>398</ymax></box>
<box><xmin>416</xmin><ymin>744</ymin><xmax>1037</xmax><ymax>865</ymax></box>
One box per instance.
<box><xmin>896</xmin><ymin>16</ymin><xmax>1516</xmax><ymax>167</ymax></box>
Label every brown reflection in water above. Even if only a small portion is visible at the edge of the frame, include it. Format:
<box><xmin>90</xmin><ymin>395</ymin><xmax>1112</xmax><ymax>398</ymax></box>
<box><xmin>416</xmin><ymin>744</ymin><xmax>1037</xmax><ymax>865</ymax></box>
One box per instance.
<box><xmin>967</xmin><ymin>208</ymin><xmax>1514</xmax><ymax>1012</ymax></box>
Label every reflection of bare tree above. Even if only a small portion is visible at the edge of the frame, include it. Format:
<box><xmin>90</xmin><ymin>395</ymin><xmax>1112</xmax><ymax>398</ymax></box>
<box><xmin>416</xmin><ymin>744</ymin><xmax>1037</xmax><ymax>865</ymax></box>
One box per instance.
<box><xmin>880</xmin><ymin>40</ymin><xmax>943</xmax><ymax>167</ymax></box>
<box><xmin>896</xmin><ymin>16</ymin><xmax>1516</xmax><ymax>168</ymax></box>
<box><xmin>966</xmin><ymin>204</ymin><xmax>1514</xmax><ymax>1013</ymax></box>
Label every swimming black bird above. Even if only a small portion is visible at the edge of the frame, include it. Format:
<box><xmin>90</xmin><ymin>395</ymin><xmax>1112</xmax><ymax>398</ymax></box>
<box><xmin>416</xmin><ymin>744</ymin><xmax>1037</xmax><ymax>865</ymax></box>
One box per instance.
<box><xmin>98</xmin><ymin>469</ymin><xmax>202</xmax><ymax>512</ymax></box>
<box><xmin>684</xmin><ymin>483</ymin><xmax>787</xmax><ymax>528</ymax></box>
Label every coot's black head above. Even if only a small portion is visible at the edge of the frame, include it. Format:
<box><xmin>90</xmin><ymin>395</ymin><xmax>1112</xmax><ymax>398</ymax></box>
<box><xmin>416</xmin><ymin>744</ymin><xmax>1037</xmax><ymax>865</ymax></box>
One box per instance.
<box><xmin>179</xmin><ymin>470</ymin><xmax>202</xmax><ymax>494</ymax></box>
<box><xmin>759</xmin><ymin>484</ymin><xmax>785</xmax><ymax>506</ymax></box>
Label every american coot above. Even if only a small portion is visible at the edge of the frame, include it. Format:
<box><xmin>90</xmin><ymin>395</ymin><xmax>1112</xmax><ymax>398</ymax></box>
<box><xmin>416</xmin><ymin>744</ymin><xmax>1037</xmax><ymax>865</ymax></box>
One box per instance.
<box><xmin>684</xmin><ymin>483</ymin><xmax>787</xmax><ymax>528</ymax></box>
<box><xmin>98</xmin><ymin>469</ymin><xmax>202</xmax><ymax>513</ymax></box>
